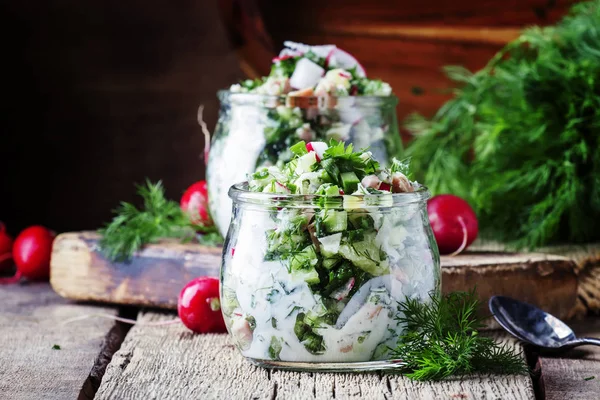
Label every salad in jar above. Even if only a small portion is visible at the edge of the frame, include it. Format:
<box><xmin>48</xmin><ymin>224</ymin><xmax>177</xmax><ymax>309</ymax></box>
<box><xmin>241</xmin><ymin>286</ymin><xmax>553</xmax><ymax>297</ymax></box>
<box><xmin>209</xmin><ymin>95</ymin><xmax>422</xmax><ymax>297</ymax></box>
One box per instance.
<box><xmin>206</xmin><ymin>41</ymin><xmax>403</xmax><ymax>238</ymax></box>
<box><xmin>220</xmin><ymin>140</ymin><xmax>440</xmax><ymax>370</ymax></box>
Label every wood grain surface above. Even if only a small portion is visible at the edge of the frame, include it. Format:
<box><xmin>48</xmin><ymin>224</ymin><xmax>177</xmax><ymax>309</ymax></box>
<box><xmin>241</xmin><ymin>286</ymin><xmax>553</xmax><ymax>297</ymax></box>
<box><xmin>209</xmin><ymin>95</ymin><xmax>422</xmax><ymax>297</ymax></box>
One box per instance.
<box><xmin>95</xmin><ymin>312</ymin><xmax>535</xmax><ymax>400</ymax></box>
<box><xmin>50</xmin><ymin>231</ymin><xmax>222</xmax><ymax>309</ymax></box>
<box><xmin>538</xmin><ymin>317</ymin><xmax>600</xmax><ymax>400</ymax></box>
<box><xmin>0</xmin><ymin>283</ymin><xmax>119</xmax><ymax>400</ymax></box>
<box><xmin>473</xmin><ymin>241</ymin><xmax>600</xmax><ymax>319</ymax></box>
<box><xmin>50</xmin><ymin>231</ymin><xmax>581</xmax><ymax>325</ymax></box>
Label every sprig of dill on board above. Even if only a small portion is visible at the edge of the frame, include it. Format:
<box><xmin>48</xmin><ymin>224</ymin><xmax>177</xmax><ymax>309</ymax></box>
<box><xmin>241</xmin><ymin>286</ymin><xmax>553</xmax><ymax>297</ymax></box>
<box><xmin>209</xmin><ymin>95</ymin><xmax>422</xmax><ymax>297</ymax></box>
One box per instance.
<box><xmin>97</xmin><ymin>179</ymin><xmax>221</xmax><ymax>262</ymax></box>
<box><xmin>391</xmin><ymin>289</ymin><xmax>528</xmax><ymax>381</ymax></box>
<box><xmin>403</xmin><ymin>0</ymin><xmax>600</xmax><ymax>249</ymax></box>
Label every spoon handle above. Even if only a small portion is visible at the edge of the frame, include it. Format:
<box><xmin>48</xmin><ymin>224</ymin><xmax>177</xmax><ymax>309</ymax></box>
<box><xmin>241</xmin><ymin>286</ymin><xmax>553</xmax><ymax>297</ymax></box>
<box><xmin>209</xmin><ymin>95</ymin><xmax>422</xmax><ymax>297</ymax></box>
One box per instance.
<box><xmin>577</xmin><ymin>337</ymin><xmax>600</xmax><ymax>347</ymax></box>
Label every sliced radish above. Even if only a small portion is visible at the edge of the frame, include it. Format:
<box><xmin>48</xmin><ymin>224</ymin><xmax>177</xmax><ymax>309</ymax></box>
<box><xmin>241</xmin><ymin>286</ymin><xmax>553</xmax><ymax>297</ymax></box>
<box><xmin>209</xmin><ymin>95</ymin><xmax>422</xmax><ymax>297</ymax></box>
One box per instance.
<box><xmin>379</xmin><ymin>182</ymin><xmax>391</xmax><ymax>192</ymax></box>
<box><xmin>275</xmin><ymin>181</ymin><xmax>291</xmax><ymax>193</ymax></box>
<box><xmin>294</xmin><ymin>151</ymin><xmax>318</xmax><ymax>174</ymax></box>
<box><xmin>327</xmin><ymin>47</ymin><xmax>366</xmax><ymax>77</ymax></box>
<box><xmin>289</xmin><ymin>58</ymin><xmax>325</xmax><ymax>89</ymax></box>
<box><xmin>391</xmin><ymin>172</ymin><xmax>414</xmax><ymax>193</ymax></box>
<box><xmin>306</xmin><ymin>141</ymin><xmax>328</xmax><ymax>161</ymax></box>
<box><xmin>361</xmin><ymin>175</ymin><xmax>381</xmax><ymax>189</ymax></box>
<box><xmin>272</xmin><ymin>51</ymin><xmax>302</xmax><ymax>63</ymax></box>
<box><xmin>282</xmin><ymin>41</ymin><xmax>335</xmax><ymax>59</ymax></box>
<box><xmin>329</xmin><ymin>277</ymin><xmax>355</xmax><ymax>301</ymax></box>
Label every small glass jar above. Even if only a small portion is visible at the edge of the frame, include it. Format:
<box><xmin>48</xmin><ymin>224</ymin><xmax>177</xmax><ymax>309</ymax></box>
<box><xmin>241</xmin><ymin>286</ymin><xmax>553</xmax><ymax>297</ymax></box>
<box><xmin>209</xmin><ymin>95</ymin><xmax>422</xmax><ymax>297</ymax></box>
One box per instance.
<box><xmin>206</xmin><ymin>91</ymin><xmax>404</xmax><ymax>238</ymax></box>
<box><xmin>219</xmin><ymin>183</ymin><xmax>441</xmax><ymax>372</ymax></box>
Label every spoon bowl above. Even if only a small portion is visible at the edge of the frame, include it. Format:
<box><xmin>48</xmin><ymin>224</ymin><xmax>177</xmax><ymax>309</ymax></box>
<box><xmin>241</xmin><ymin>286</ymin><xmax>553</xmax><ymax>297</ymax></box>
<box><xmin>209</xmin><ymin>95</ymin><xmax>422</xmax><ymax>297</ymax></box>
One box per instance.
<box><xmin>489</xmin><ymin>295</ymin><xmax>600</xmax><ymax>352</ymax></box>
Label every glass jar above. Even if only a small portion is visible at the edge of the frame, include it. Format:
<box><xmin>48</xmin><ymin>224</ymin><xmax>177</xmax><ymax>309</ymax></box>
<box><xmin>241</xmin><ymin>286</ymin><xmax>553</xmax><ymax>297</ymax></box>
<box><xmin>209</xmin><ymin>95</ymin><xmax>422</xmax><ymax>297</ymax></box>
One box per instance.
<box><xmin>219</xmin><ymin>183</ymin><xmax>441</xmax><ymax>372</ymax></box>
<box><xmin>206</xmin><ymin>91</ymin><xmax>404</xmax><ymax>238</ymax></box>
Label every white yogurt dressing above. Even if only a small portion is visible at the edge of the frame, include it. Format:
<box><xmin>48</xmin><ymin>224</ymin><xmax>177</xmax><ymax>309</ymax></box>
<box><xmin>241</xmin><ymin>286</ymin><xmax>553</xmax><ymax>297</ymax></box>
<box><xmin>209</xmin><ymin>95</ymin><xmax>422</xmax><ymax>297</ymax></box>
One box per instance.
<box><xmin>222</xmin><ymin>207</ymin><xmax>438</xmax><ymax>363</ymax></box>
<box><xmin>207</xmin><ymin>105</ymin><xmax>266</xmax><ymax>238</ymax></box>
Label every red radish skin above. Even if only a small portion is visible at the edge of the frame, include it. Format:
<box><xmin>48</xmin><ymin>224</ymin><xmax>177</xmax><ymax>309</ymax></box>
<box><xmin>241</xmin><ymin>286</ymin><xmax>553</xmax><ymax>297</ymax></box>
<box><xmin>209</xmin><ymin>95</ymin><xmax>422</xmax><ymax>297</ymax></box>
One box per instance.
<box><xmin>0</xmin><ymin>222</ymin><xmax>13</xmax><ymax>271</ymax></box>
<box><xmin>178</xmin><ymin>277</ymin><xmax>227</xmax><ymax>334</ymax></box>
<box><xmin>306</xmin><ymin>141</ymin><xmax>328</xmax><ymax>161</ymax></box>
<box><xmin>427</xmin><ymin>194</ymin><xmax>478</xmax><ymax>256</ymax></box>
<box><xmin>12</xmin><ymin>225</ymin><xmax>56</xmax><ymax>281</ymax></box>
<box><xmin>181</xmin><ymin>181</ymin><xmax>213</xmax><ymax>227</ymax></box>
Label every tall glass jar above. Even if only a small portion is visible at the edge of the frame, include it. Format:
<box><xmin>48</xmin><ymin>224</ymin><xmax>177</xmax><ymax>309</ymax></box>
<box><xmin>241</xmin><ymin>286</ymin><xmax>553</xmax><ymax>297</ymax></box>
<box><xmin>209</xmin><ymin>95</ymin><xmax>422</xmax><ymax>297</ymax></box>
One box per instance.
<box><xmin>219</xmin><ymin>183</ymin><xmax>441</xmax><ymax>372</ymax></box>
<box><xmin>206</xmin><ymin>91</ymin><xmax>404</xmax><ymax>238</ymax></box>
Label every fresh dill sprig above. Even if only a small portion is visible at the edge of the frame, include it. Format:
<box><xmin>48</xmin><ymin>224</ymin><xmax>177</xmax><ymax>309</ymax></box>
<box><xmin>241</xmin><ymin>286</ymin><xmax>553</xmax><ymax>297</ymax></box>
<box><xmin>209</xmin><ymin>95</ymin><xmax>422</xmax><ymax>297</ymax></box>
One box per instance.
<box><xmin>98</xmin><ymin>179</ymin><xmax>201</xmax><ymax>262</ymax></box>
<box><xmin>403</xmin><ymin>0</ymin><xmax>600</xmax><ymax>249</ymax></box>
<box><xmin>391</xmin><ymin>288</ymin><xmax>529</xmax><ymax>381</ymax></box>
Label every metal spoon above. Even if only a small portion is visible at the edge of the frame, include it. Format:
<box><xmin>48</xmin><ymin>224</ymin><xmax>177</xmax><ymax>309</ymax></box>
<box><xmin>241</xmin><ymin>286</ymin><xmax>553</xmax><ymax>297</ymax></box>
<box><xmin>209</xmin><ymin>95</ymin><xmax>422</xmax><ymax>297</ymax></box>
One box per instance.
<box><xmin>489</xmin><ymin>295</ymin><xmax>600</xmax><ymax>351</ymax></box>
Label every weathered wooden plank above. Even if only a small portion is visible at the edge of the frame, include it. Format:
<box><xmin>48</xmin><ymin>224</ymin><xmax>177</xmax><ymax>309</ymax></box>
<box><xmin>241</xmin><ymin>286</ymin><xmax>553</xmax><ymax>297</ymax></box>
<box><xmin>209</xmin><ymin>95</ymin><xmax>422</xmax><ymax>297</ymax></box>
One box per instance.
<box><xmin>50</xmin><ymin>231</ymin><xmax>222</xmax><ymax>309</ymax></box>
<box><xmin>96</xmin><ymin>312</ymin><xmax>534</xmax><ymax>400</ymax></box>
<box><xmin>538</xmin><ymin>318</ymin><xmax>600</xmax><ymax>400</ymax></box>
<box><xmin>50</xmin><ymin>231</ymin><xmax>579</xmax><ymax>325</ymax></box>
<box><xmin>0</xmin><ymin>283</ymin><xmax>120</xmax><ymax>400</ymax></box>
<box><xmin>472</xmin><ymin>241</ymin><xmax>600</xmax><ymax>319</ymax></box>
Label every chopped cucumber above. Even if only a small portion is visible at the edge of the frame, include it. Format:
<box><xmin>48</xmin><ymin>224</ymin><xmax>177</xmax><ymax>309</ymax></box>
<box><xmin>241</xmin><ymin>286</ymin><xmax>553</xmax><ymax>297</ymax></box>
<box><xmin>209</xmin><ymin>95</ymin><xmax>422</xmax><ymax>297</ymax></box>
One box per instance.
<box><xmin>293</xmin><ymin>267</ymin><xmax>320</xmax><ymax>285</ymax></box>
<box><xmin>322</xmin><ymin>256</ymin><xmax>341</xmax><ymax>269</ymax></box>
<box><xmin>318</xmin><ymin>210</ymin><xmax>347</xmax><ymax>233</ymax></box>
<box><xmin>316</xmin><ymin>183</ymin><xmax>341</xmax><ymax>197</ymax></box>
<box><xmin>340</xmin><ymin>171</ymin><xmax>360</xmax><ymax>193</ymax></box>
<box><xmin>348</xmin><ymin>212</ymin><xmax>375</xmax><ymax>230</ymax></box>
<box><xmin>321</xmin><ymin>158</ymin><xmax>341</xmax><ymax>184</ymax></box>
<box><xmin>295</xmin><ymin>152</ymin><xmax>318</xmax><ymax>175</ymax></box>
<box><xmin>338</xmin><ymin>232</ymin><xmax>388</xmax><ymax>276</ymax></box>
<box><xmin>289</xmin><ymin>245</ymin><xmax>320</xmax><ymax>284</ymax></box>
<box><xmin>290</xmin><ymin>245</ymin><xmax>318</xmax><ymax>271</ymax></box>
<box><xmin>289</xmin><ymin>140</ymin><xmax>308</xmax><ymax>156</ymax></box>
<box><xmin>318</xmin><ymin>233</ymin><xmax>342</xmax><ymax>257</ymax></box>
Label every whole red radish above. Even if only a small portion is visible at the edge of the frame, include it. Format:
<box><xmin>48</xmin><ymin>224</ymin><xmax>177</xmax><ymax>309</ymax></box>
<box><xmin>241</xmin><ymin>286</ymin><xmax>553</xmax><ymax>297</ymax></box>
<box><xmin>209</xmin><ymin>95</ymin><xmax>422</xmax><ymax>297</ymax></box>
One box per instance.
<box><xmin>178</xmin><ymin>276</ymin><xmax>226</xmax><ymax>334</ymax></box>
<box><xmin>427</xmin><ymin>194</ymin><xmax>478</xmax><ymax>256</ymax></box>
<box><xmin>13</xmin><ymin>225</ymin><xmax>56</xmax><ymax>281</ymax></box>
<box><xmin>0</xmin><ymin>222</ymin><xmax>13</xmax><ymax>270</ymax></box>
<box><xmin>180</xmin><ymin>181</ymin><xmax>213</xmax><ymax>227</ymax></box>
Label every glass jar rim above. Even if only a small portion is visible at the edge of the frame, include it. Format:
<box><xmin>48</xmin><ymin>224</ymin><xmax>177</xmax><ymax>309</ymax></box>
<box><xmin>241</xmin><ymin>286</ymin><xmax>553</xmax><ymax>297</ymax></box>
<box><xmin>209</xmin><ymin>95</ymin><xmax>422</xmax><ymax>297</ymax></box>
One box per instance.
<box><xmin>217</xmin><ymin>89</ymin><xmax>398</xmax><ymax>109</ymax></box>
<box><xmin>228</xmin><ymin>182</ymin><xmax>430</xmax><ymax>209</ymax></box>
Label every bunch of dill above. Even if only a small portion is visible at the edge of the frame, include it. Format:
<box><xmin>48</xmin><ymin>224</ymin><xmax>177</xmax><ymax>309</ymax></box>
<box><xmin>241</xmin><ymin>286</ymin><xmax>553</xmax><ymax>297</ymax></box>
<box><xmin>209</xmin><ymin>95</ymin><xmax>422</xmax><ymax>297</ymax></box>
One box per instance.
<box><xmin>404</xmin><ymin>0</ymin><xmax>600</xmax><ymax>249</ymax></box>
<box><xmin>98</xmin><ymin>180</ymin><xmax>221</xmax><ymax>262</ymax></box>
<box><xmin>391</xmin><ymin>289</ymin><xmax>528</xmax><ymax>381</ymax></box>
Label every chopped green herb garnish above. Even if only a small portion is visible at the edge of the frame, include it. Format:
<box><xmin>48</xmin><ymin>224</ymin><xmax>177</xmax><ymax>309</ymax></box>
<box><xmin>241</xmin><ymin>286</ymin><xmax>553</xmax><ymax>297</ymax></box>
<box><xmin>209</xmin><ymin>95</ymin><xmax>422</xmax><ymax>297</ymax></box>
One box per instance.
<box><xmin>584</xmin><ymin>376</ymin><xmax>596</xmax><ymax>381</ymax></box>
<box><xmin>52</xmin><ymin>344</ymin><xmax>61</xmax><ymax>350</ymax></box>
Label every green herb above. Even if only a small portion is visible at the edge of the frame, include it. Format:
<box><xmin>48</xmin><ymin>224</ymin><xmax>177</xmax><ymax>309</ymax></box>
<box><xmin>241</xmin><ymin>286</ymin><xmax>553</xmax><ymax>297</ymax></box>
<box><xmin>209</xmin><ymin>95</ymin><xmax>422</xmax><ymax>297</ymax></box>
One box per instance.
<box><xmin>197</xmin><ymin>231</ymin><xmax>224</xmax><ymax>247</ymax></box>
<box><xmin>391</xmin><ymin>288</ymin><xmax>528</xmax><ymax>381</ymax></box>
<box><xmin>52</xmin><ymin>344</ymin><xmax>61</xmax><ymax>350</ymax></box>
<box><xmin>584</xmin><ymin>376</ymin><xmax>596</xmax><ymax>381</ymax></box>
<box><xmin>245</xmin><ymin>315</ymin><xmax>257</xmax><ymax>331</ymax></box>
<box><xmin>268</xmin><ymin>336</ymin><xmax>283</xmax><ymax>360</ymax></box>
<box><xmin>294</xmin><ymin>312</ymin><xmax>327</xmax><ymax>355</ymax></box>
<box><xmin>98</xmin><ymin>180</ymin><xmax>197</xmax><ymax>262</ymax></box>
<box><xmin>403</xmin><ymin>0</ymin><xmax>600</xmax><ymax>249</ymax></box>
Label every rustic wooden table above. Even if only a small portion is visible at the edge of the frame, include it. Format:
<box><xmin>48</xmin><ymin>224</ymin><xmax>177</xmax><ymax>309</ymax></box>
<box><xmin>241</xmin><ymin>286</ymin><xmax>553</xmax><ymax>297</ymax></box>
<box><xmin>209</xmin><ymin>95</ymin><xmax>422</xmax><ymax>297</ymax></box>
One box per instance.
<box><xmin>2</xmin><ymin>283</ymin><xmax>599</xmax><ymax>400</ymax></box>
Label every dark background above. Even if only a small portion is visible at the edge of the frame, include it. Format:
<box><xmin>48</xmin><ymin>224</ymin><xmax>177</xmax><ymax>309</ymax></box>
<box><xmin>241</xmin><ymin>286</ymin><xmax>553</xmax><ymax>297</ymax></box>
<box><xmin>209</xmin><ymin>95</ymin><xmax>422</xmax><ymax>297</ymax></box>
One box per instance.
<box><xmin>0</xmin><ymin>0</ymin><xmax>244</xmax><ymax>236</ymax></box>
<box><xmin>0</xmin><ymin>0</ymin><xmax>571</xmax><ymax>236</ymax></box>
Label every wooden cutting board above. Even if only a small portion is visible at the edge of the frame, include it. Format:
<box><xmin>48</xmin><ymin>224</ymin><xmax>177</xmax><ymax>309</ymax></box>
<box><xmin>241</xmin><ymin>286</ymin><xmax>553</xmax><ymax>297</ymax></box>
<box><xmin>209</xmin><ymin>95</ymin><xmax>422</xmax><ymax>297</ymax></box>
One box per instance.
<box><xmin>49</xmin><ymin>231</ymin><xmax>599</xmax><ymax>324</ymax></box>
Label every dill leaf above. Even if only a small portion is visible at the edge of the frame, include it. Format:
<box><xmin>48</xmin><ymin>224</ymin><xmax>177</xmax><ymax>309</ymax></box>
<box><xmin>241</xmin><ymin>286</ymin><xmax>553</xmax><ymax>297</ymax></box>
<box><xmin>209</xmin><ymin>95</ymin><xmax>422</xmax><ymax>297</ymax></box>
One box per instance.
<box><xmin>391</xmin><ymin>288</ymin><xmax>529</xmax><ymax>381</ymax></box>
<box><xmin>403</xmin><ymin>0</ymin><xmax>600</xmax><ymax>249</ymax></box>
<box><xmin>97</xmin><ymin>179</ymin><xmax>200</xmax><ymax>262</ymax></box>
